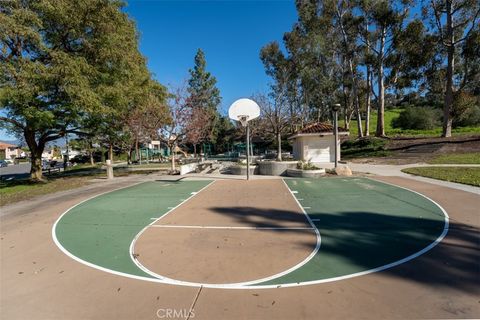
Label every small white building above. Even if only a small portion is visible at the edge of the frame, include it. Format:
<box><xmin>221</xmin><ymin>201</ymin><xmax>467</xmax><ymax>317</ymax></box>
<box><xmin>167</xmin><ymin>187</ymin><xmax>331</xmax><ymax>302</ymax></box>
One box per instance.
<box><xmin>288</xmin><ymin>122</ymin><xmax>349</xmax><ymax>163</ymax></box>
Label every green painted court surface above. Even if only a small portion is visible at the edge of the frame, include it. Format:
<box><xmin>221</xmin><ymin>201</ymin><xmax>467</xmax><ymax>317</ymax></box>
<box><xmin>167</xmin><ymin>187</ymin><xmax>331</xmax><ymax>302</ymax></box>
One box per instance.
<box><xmin>54</xmin><ymin>178</ymin><xmax>447</xmax><ymax>287</ymax></box>
<box><xmin>260</xmin><ymin>178</ymin><xmax>446</xmax><ymax>285</ymax></box>
<box><xmin>55</xmin><ymin>180</ymin><xmax>211</xmax><ymax>278</ymax></box>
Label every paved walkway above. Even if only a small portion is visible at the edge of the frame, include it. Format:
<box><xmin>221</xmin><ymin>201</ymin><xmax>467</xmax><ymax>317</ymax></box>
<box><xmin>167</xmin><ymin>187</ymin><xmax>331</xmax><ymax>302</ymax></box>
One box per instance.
<box><xmin>347</xmin><ymin>163</ymin><xmax>480</xmax><ymax>195</ymax></box>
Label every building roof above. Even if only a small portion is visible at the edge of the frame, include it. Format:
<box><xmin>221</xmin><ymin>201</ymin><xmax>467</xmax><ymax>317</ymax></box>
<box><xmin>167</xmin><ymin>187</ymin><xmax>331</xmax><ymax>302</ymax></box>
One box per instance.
<box><xmin>288</xmin><ymin>122</ymin><xmax>349</xmax><ymax>139</ymax></box>
<box><xmin>0</xmin><ymin>142</ymin><xmax>17</xmax><ymax>150</ymax></box>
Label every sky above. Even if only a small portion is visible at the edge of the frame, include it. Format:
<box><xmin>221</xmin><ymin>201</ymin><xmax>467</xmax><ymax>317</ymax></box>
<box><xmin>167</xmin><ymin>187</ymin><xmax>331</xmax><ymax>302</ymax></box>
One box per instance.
<box><xmin>1</xmin><ymin>0</ymin><xmax>298</xmax><ymax>141</ymax></box>
<box><xmin>125</xmin><ymin>0</ymin><xmax>298</xmax><ymax>112</ymax></box>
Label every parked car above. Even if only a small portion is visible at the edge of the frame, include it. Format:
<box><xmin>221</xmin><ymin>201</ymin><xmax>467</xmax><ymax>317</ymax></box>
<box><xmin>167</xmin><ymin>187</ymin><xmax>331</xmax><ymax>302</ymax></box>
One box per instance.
<box><xmin>42</xmin><ymin>160</ymin><xmax>52</xmax><ymax>170</ymax></box>
<box><xmin>0</xmin><ymin>160</ymin><xmax>8</xmax><ymax>168</ymax></box>
<box><xmin>70</xmin><ymin>154</ymin><xmax>90</xmax><ymax>164</ymax></box>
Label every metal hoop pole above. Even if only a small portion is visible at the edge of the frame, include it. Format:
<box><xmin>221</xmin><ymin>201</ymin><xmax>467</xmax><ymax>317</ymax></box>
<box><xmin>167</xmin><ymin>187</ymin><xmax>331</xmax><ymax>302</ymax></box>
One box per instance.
<box><xmin>246</xmin><ymin>123</ymin><xmax>250</xmax><ymax>180</ymax></box>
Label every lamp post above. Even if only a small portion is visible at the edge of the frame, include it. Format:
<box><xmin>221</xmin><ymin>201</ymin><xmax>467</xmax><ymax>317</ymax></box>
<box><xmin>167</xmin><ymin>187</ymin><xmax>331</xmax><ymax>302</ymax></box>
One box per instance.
<box><xmin>246</xmin><ymin>123</ymin><xmax>250</xmax><ymax>180</ymax></box>
<box><xmin>64</xmin><ymin>133</ymin><xmax>69</xmax><ymax>171</ymax></box>
<box><xmin>332</xmin><ymin>103</ymin><xmax>341</xmax><ymax>168</ymax></box>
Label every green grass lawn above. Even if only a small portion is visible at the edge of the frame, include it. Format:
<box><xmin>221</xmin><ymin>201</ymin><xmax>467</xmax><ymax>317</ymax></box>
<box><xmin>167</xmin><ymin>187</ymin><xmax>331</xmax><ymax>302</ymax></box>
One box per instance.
<box><xmin>0</xmin><ymin>176</ymin><xmax>94</xmax><ymax>206</ymax></box>
<box><xmin>341</xmin><ymin>109</ymin><xmax>480</xmax><ymax>137</ymax></box>
<box><xmin>126</xmin><ymin>162</ymin><xmax>171</xmax><ymax>169</ymax></box>
<box><xmin>402</xmin><ymin>167</ymin><xmax>480</xmax><ymax>187</ymax></box>
<box><xmin>428</xmin><ymin>153</ymin><xmax>480</xmax><ymax>164</ymax></box>
<box><xmin>0</xmin><ymin>165</ymin><xmax>166</xmax><ymax>206</ymax></box>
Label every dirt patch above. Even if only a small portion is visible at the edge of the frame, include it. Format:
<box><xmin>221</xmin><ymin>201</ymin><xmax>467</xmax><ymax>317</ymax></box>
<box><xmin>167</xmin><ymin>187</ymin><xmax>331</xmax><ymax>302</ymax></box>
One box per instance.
<box><xmin>349</xmin><ymin>135</ymin><xmax>480</xmax><ymax>165</ymax></box>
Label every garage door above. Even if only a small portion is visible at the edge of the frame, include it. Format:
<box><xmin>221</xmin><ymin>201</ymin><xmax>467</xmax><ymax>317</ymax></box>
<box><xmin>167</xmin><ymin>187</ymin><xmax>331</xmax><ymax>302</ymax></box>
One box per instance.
<box><xmin>304</xmin><ymin>137</ymin><xmax>333</xmax><ymax>163</ymax></box>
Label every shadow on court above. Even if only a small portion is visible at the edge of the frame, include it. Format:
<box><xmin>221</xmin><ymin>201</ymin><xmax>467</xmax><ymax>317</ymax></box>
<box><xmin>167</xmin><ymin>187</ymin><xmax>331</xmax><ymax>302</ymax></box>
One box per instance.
<box><xmin>211</xmin><ymin>206</ymin><xmax>479</xmax><ymax>294</ymax></box>
<box><xmin>211</xmin><ymin>206</ymin><xmax>311</xmax><ymax>228</ymax></box>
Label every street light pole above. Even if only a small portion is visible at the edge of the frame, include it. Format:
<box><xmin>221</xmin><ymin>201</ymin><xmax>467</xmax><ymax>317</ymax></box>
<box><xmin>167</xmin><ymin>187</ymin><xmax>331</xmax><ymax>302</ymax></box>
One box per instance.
<box><xmin>332</xmin><ymin>104</ymin><xmax>341</xmax><ymax>169</ymax></box>
<box><xmin>246</xmin><ymin>123</ymin><xmax>250</xmax><ymax>181</ymax></box>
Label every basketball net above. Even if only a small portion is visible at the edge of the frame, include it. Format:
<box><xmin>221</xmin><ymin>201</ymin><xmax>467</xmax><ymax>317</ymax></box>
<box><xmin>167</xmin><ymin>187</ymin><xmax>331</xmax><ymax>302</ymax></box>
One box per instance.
<box><xmin>239</xmin><ymin>115</ymin><xmax>249</xmax><ymax>127</ymax></box>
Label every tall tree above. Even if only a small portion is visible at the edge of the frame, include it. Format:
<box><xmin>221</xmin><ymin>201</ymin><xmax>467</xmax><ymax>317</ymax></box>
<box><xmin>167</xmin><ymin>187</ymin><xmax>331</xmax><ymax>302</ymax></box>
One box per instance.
<box><xmin>285</xmin><ymin>1</ymin><xmax>340</xmax><ymax>124</ymax></box>
<box><xmin>254</xmin><ymin>92</ymin><xmax>290</xmax><ymax>162</ymax></box>
<box><xmin>185</xmin><ymin>106</ymin><xmax>210</xmax><ymax>156</ymax></box>
<box><xmin>124</xmin><ymin>79</ymin><xmax>169</xmax><ymax>163</ymax></box>
<box><xmin>425</xmin><ymin>0</ymin><xmax>480</xmax><ymax>137</ymax></box>
<box><xmin>0</xmin><ymin>0</ymin><xmax>148</xmax><ymax>180</ymax></box>
<box><xmin>186</xmin><ymin>49</ymin><xmax>222</xmax><ymax>144</ymax></box>
<box><xmin>359</xmin><ymin>0</ymin><xmax>410</xmax><ymax>137</ymax></box>
<box><xmin>330</xmin><ymin>0</ymin><xmax>364</xmax><ymax>137</ymax></box>
<box><xmin>160</xmin><ymin>85</ymin><xmax>191</xmax><ymax>172</ymax></box>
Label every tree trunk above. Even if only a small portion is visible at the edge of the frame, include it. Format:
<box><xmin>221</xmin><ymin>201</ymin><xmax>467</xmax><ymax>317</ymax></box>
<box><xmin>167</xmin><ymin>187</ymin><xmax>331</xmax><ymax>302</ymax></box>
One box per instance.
<box><xmin>127</xmin><ymin>148</ymin><xmax>132</xmax><ymax>165</ymax></box>
<box><xmin>376</xmin><ymin>30</ymin><xmax>386</xmax><ymax>137</ymax></box>
<box><xmin>135</xmin><ymin>136</ymin><xmax>140</xmax><ymax>163</ymax></box>
<box><xmin>442</xmin><ymin>0</ymin><xmax>454</xmax><ymax>138</ymax></box>
<box><xmin>276</xmin><ymin>131</ymin><xmax>282</xmax><ymax>161</ymax></box>
<box><xmin>109</xmin><ymin>144</ymin><xmax>113</xmax><ymax>162</ymax></box>
<box><xmin>24</xmin><ymin>129</ymin><xmax>45</xmax><ymax>181</ymax></box>
<box><xmin>337</xmin><ymin>8</ymin><xmax>363</xmax><ymax>137</ymax></box>
<box><xmin>30</xmin><ymin>149</ymin><xmax>44</xmax><ymax>181</ymax></box>
<box><xmin>88</xmin><ymin>141</ymin><xmax>95</xmax><ymax>166</ymax></box>
<box><xmin>193</xmin><ymin>144</ymin><xmax>197</xmax><ymax>158</ymax></box>
<box><xmin>376</xmin><ymin>66</ymin><xmax>385</xmax><ymax>137</ymax></box>
<box><xmin>365</xmin><ymin>65</ymin><xmax>371</xmax><ymax>136</ymax></box>
<box><xmin>250</xmin><ymin>136</ymin><xmax>254</xmax><ymax>156</ymax></box>
<box><xmin>347</xmin><ymin>58</ymin><xmax>363</xmax><ymax>138</ymax></box>
<box><xmin>364</xmin><ymin>21</ymin><xmax>371</xmax><ymax>137</ymax></box>
<box><xmin>170</xmin><ymin>144</ymin><xmax>176</xmax><ymax>172</ymax></box>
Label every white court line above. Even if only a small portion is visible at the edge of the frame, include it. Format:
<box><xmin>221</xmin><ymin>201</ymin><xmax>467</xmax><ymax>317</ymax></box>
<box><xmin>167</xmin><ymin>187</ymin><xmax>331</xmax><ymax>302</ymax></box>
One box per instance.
<box><xmin>150</xmin><ymin>225</ymin><xmax>315</xmax><ymax>230</ymax></box>
<box><xmin>52</xmin><ymin>177</ymin><xmax>449</xmax><ymax>290</ymax></box>
<box><xmin>303</xmin><ymin>207</ymin><xmax>311</xmax><ymax>209</ymax></box>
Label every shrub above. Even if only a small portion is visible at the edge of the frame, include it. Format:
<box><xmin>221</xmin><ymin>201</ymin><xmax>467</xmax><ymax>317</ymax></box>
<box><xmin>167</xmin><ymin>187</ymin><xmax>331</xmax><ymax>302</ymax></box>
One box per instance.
<box><xmin>297</xmin><ymin>160</ymin><xmax>320</xmax><ymax>170</ymax></box>
<box><xmin>392</xmin><ymin>106</ymin><xmax>441</xmax><ymax>130</ymax></box>
<box><xmin>454</xmin><ymin>105</ymin><xmax>480</xmax><ymax>127</ymax></box>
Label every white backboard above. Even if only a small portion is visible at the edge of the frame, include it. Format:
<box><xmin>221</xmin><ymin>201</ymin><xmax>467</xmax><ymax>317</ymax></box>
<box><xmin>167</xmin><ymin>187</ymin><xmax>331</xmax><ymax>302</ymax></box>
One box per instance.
<box><xmin>228</xmin><ymin>99</ymin><xmax>260</xmax><ymax>126</ymax></box>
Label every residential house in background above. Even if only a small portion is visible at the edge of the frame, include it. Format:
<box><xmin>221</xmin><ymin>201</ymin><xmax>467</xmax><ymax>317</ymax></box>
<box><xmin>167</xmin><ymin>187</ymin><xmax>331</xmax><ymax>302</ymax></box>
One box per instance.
<box><xmin>0</xmin><ymin>142</ymin><xmax>22</xmax><ymax>160</ymax></box>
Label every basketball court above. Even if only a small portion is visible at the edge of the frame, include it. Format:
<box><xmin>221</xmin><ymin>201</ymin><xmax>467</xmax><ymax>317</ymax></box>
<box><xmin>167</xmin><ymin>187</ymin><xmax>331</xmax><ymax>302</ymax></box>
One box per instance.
<box><xmin>51</xmin><ymin>177</ymin><xmax>449</xmax><ymax>290</ymax></box>
<box><xmin>1</xmin><ymin>175</ymin><xmax>479</xmax><ymax>319</ymax></box>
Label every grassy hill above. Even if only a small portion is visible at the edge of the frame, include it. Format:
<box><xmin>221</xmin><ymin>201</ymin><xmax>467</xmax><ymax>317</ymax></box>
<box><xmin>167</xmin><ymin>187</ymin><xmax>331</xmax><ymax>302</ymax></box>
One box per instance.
<box><xmin>340</xmin><ymin>108</ymin><xmax>480</xmax><ymax>138</ymax></box>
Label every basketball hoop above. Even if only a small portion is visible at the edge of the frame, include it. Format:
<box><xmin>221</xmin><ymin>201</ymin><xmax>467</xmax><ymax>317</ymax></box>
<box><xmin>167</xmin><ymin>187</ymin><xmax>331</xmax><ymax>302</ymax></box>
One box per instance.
<box><xmin>228</xmin><ymin>99</ymin><xmax>261</xmax><ymax>180</ymax></box>
<box><xmin>228</xmin><ymin>99</ymin><xmax>260</xmax><ymax>126</ymax></box>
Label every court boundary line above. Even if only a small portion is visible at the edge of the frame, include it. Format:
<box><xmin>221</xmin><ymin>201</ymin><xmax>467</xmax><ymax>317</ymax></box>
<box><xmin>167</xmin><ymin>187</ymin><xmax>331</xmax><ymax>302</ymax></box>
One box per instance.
<box><xmin>51</xmin><ymin>181</ymin><xmax>161</xmax><ymax>281</ymax></box>
<box><xmin>243</xmin><ymin>177</ymin><xmax>449</xmax><ymax>289</ymax></box>
<box><xmin>51</xmin><ymin>177</ymin><xmax>449</xmax><ymax>290</ymax></box>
